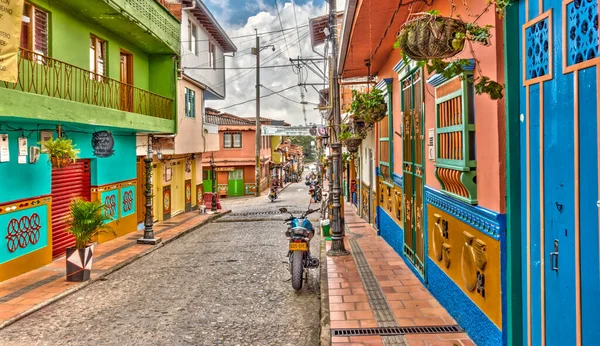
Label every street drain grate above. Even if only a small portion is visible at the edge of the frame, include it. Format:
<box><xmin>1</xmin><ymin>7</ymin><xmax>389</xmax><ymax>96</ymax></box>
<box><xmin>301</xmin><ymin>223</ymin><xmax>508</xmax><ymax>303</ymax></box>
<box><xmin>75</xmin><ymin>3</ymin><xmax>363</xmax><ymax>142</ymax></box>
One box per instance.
<box><xmin>227</xmin><ymin>210</ymin><xmax>302</xmax><ymax>217</ymax></box>
<box><xmin>331</xmin><ymin>325</ymin><xmax>462</xmax><ymax>337</ymax></box>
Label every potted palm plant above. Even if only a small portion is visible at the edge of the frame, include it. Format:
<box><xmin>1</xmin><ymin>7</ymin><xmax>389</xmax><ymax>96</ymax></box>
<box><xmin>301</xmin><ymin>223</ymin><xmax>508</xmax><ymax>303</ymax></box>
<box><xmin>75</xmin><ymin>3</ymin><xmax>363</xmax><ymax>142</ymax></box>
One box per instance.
<box><xmin>65</xmin><ymin>199</ymin><xmax>115</xmax><ymax>282</ymax></box>
<box><xmin>40</xmin><ymin>137</ymin><xmax>80</xmax><ymax>169</ymax></box>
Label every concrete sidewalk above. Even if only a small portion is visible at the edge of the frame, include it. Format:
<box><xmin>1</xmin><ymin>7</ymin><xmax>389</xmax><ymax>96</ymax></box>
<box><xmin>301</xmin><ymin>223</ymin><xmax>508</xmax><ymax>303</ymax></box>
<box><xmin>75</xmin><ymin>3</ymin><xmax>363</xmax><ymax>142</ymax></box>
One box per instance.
<box><xmin>323</xmin><ymin>203</ymin><xmax>475</xmax><ymax>346</ymax></box>
<box><xmin>0</xmin><ymin>209</ymin><xmax>230</xmax><ymax>330</ymax></box>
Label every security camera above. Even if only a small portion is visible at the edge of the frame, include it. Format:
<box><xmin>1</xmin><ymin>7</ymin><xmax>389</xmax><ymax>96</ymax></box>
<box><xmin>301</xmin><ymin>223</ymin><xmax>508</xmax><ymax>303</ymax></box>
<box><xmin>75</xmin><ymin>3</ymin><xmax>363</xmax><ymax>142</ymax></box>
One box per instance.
<box><xmin>272</xmin><ymin>47</ymin><xmax>275</xmax><ymax>51</ymax></box>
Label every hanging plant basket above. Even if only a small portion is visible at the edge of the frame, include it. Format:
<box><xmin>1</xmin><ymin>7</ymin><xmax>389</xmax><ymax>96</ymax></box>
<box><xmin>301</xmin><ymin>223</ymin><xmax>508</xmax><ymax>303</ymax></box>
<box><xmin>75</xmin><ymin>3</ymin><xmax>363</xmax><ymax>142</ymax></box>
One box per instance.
<box><xmin>50</xmin><ymin>156</ymin><xmax>74</xmax><ymax>169</ymax></box>
<box><xmin>397</xmin><ymin>15</ymin><xmax>466</xmax><ymax>60</ymax></box>
<box><xmin>344</xmin><ymin>138</ymin><xmax>362</xmax><ymax>153</ymax></box>
<box><xmin>363</xmin><ymin>103</ymin><xmax>388</xmax><ymax>123</ymax></box>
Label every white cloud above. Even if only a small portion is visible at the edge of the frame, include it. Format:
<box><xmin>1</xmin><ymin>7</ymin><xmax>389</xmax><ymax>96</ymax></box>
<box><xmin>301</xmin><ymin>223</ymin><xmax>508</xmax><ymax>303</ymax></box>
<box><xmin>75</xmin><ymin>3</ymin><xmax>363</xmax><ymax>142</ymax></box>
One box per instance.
<box><xmin>206</xmin><ymin>1</ymin><xmax>331</xmax><ymax>126</ymax></box>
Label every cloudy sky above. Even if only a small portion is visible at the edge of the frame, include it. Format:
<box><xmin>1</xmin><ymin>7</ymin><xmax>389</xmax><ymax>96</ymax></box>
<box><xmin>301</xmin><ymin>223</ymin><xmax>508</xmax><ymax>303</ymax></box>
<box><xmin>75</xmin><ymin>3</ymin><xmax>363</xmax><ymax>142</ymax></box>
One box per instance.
<box><xmin>203</xmin><ymin>0</ymin><xmax>346</xmax><ymax>126</ymax></box>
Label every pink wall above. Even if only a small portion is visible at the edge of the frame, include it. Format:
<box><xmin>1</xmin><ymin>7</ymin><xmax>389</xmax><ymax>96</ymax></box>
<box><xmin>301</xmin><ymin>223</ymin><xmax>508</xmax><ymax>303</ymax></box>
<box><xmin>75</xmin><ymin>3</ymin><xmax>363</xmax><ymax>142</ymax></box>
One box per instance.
<box><xmin>373</xmin><ymin>1</ymin><xmax>506</xmax><ymax>213</ymax></box>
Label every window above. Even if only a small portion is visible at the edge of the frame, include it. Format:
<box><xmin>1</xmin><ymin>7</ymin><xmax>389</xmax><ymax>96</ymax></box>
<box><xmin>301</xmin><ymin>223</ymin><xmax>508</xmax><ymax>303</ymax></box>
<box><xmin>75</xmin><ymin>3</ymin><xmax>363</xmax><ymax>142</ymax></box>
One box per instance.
<box><xmin>433</xmin><ymin>72</ymin><xmax>477</xmax><ymax>204</ymax></box>
<box><xmin>189</xmin><ymin>21</ymin><xmax>197</xmax><ymax>55</ymax></box>
<box><xmin>185</xmin><ymin>87</ymin><xmax>196</xmax><ymax>118</ymax></box>
<box><xmin>90</xmin><ymin>35</ymin><xmax>107</xmax><ymax>80</ymax></box>
<box><xmin>378</xmin><ymin>82</ymin><xmax>393</xmax><ymax>183</ymax></box>
<box><xmin>21</xmin><ymin>3</ymin><xmax>48</xmax><ymax>57</ymax></box>
<box><xmin>209</xmin><ymin>43</ymin><xmax>216</xmax><ymax>68</ymax></box>
<box><xmin>223</xmin><ymin>132</ymin><xmax>242</xmax><ymax>148</ymax></box>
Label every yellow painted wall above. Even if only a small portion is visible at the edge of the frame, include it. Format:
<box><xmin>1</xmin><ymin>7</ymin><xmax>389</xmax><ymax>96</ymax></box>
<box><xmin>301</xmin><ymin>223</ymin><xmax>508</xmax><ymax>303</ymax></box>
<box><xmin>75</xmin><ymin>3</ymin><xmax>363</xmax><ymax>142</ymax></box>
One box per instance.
<box><xmin>427</xmin><ymin>205</ymin><xmax>502</xmax><ymax>327</ymax></box>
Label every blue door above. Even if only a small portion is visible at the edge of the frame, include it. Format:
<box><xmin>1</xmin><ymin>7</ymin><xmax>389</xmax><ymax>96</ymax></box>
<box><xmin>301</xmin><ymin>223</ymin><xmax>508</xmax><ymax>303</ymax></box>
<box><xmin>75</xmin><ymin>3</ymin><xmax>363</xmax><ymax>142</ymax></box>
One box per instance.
<box><xmin>518</xmin><ymin>0</ymin><xmax>599</xmax><ymax>345</ymax></box>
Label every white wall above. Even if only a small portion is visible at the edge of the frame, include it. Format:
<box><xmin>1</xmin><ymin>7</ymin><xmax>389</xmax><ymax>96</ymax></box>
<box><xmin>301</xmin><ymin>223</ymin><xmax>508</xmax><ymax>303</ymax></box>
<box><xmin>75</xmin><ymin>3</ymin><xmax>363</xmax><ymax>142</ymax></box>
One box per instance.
<box><xmin>181</xmin><ymin>10</ymin><xmax>226</xmax><ymax>99</ymax></box>
<box><xmin>360</xmin><ymin>129</ymin><xmax>376</xmax><ymax>191</ymax></box>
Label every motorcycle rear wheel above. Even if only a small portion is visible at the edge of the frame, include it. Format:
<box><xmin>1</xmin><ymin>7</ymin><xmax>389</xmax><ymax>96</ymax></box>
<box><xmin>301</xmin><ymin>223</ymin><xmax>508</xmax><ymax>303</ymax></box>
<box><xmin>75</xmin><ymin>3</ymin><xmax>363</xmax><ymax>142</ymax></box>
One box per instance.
<box><xmin>291</xmin><ymin>251</ymin><xmax>304</xmax><ymax>290</ymax></box>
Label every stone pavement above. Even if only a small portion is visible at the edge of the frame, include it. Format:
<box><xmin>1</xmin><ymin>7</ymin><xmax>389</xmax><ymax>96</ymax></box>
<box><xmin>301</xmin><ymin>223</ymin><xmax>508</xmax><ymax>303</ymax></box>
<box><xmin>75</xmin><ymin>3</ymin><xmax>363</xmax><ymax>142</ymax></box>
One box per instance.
<box><xmin>324</xmin><ymin>204</ymin><xmax>475</xmax><ymax>346</ymax></box>
<box><xmin>0</xmin><ymin>180</ymin><xmax>321</xmax><ymax>346</ymax></box>
<box><xmin>0</xmin><ymin>209</ymin><xmax>230</xmax><ymax>330</ymax></box>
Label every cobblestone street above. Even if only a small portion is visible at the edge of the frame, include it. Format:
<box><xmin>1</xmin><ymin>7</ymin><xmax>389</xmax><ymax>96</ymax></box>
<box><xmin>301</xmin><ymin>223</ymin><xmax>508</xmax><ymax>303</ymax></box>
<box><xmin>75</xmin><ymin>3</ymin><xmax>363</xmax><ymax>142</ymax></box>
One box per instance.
<box><xmin>0</xmin><ymin>181</ymin><xmax>321</xmax><ymax>346</ymax></box>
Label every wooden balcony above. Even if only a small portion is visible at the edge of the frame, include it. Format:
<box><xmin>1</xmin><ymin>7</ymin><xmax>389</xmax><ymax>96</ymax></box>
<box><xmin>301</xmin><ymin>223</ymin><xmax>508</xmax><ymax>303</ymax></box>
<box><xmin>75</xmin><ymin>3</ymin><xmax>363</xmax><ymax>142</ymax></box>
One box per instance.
<box><xmin>1</xmin><ymin>49</ymin><xmax>174</xmax><ymax>121</ymax></box>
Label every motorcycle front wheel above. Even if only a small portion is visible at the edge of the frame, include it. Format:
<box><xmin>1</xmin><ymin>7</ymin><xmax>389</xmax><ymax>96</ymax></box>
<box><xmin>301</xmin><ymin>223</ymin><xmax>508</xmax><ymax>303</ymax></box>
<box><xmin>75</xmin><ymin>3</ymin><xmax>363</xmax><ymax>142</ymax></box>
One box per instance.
<box><xmin>291</xmin><ymin>251</ymin><xmax>304</xmax><ymax>290</ymax></box>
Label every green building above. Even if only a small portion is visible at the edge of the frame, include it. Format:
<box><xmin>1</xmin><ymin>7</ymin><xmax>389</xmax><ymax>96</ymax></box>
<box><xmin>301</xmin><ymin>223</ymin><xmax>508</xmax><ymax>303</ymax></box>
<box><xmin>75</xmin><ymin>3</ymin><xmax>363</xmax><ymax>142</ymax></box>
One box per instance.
<box><xmin>0</xmin><ymin>0</ymin><xmax>179</xmax><ymax>282</ymax></box>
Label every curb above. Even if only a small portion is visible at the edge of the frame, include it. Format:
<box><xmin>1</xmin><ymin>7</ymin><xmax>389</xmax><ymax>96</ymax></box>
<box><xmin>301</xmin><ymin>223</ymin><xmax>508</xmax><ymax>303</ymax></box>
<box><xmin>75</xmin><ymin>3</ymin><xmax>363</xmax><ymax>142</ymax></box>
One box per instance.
<box><xmin>0</xmin><ymin>210</ymin><xmax>231</xmax><ymax>331</ymax></box>
<box><xmin>319</xmin><ymin>238</ymin><xmax>331</xmax><ymax>346</ymax></box>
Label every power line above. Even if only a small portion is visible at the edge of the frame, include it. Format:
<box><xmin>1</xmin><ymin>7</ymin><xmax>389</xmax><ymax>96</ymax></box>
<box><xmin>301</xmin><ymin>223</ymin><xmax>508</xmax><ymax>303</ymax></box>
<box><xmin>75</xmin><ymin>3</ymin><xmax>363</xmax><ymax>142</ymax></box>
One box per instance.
<box><xmin>179</xmin><ymin>24</ymin><xmax>309</xmax><ymax>43</ymax></box>
<box><xmin>291</xmin><ymin>0</ymin><xmax>303</xmax><ymax>57</ymax></box>
<box><xmin>216</xmin><ymin>85</ymin><xmax>298</xmax><ymax>111</ymax></box>
<box><xmin>185</xmin><ymin>64</ymin><xmax>298</xmax><ymax>70</ymax></box>
<box><xmin>261</xmin><ymin>85</ymin><xmax>318</xmax><ymax>106</ymax></box>
<box><xmin>274</xmin><ymin>0</ymin><xmax>291</xmax><ymax>58</ymax></box>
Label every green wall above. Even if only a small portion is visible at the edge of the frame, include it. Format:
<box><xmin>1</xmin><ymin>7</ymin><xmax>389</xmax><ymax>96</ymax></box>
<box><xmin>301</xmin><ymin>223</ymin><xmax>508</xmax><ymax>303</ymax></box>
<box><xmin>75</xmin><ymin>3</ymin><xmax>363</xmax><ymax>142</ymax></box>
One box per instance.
<box><xmin>29</xmin><ymin>0</ymin><xmax>177</xmax><ymax>97</ymax></box>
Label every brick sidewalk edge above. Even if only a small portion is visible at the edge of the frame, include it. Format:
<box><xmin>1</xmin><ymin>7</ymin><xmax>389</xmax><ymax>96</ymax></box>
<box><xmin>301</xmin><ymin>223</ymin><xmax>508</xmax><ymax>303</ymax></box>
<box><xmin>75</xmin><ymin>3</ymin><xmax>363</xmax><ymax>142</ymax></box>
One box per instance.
<box><xmin>0</xmin><ymin>210</ymin><xmax>231</xmax><ymax>331</ymax></box>
<box><xmin>319</xmin><ymin>238</ymin><xmax>330</xmax><ymax>346</ymax></box>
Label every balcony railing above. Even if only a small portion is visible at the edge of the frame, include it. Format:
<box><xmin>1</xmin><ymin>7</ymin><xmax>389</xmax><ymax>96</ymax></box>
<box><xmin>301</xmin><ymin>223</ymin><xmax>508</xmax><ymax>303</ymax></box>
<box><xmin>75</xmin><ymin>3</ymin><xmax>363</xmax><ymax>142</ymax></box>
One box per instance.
<box><xmin>1</xmin><ymin>49</ymin><xmax>173</xmax><ymax>120</ymax></box>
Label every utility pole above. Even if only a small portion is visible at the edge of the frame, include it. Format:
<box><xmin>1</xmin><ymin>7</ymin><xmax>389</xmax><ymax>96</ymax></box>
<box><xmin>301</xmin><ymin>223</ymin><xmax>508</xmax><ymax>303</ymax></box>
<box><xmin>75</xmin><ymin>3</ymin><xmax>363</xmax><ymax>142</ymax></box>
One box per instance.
<box><xmin>327</xmin><ymin>0</ymin><xmax>349</xmax><ymax>256</ymax></box>
<box><xmin>255</xmin><ymin>32</ymin><xmax>261</xmax><ymax>197</ymax></box>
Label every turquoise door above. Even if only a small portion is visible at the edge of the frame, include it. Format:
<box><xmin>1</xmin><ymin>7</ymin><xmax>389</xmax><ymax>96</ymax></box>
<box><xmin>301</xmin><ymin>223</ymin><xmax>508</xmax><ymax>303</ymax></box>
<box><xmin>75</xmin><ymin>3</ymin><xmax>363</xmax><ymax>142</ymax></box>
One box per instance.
<box><xmin>518</xmin><ymin>0</ymin><xmax>599</xmax><ymax>345</ymax></box>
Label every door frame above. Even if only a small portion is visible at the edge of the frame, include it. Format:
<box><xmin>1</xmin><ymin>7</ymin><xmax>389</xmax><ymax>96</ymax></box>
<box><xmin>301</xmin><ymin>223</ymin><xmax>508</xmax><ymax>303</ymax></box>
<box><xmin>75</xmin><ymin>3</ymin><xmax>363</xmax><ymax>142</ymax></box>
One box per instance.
<box><xmin>171</xmin><ymin>160</ymin><xmax>184</xmax><ymax>215</ymax></box>
<box><xmin>400</xmin><ymin>65</ymin><xmax>426</xmax><ymax>277</ymax></box>
<box><xmin>120</xmin><ymin>49</ymin><xmax>133</xmax><ymax>112</ymax></box>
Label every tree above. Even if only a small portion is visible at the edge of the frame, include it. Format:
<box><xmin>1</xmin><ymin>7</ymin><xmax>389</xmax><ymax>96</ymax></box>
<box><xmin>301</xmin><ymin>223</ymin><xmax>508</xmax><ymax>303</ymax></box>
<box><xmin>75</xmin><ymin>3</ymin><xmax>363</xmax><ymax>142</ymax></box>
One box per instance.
<box><xmin>289</xmin><ymin>136</ymin><xmax>316</xmax><ymax>159</ymax></box>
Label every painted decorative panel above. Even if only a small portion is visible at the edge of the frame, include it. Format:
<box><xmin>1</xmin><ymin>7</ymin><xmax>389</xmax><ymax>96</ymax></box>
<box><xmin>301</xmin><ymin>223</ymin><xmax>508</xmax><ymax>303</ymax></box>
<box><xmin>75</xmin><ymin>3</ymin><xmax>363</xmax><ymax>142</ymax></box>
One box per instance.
<box><xmin>101</xmin><ymin>190</ymin><xmax>119</xmax><ymax>223</ymax></box>
<box><xmin>427</xmin><ymin>204</ymin><xmax>502</xmax><ymax>328</ymax></box>
<box><xmin>185</xmin><ymin>179</ymin><xmax>192</xmax><ymax>212</ymax></box>
<box><xmin>120</xmin><ymin>186</ymin><xmax>136</xmax><ymax>218</ymax></box>
<box><xmin>0</xmin><ymin>203</ymin><xmax>50</xmax><ymax>265</ymax></box>
<box><xmin>245</xmin><ymin>184</ymin><xmax>255</xmax><ymax>195</ymax></box>
<box><xmin>163</xmin><ymin>185</ymin><xmax>171</xmax><ymax>220</ymax></box>
<box><xmin>525</xmin><ymin>17</ymin><xmax>551</xmax><ymax>79</ymax></box>
<box><xmin>196</xmin><ymin>184</ymin><xmax>203</xmax><ymax>206</ymax></box>
<box><xmin>566</xmin><ymin>0</ymin><xmax>598</xmax><ymax>66</ymax></box>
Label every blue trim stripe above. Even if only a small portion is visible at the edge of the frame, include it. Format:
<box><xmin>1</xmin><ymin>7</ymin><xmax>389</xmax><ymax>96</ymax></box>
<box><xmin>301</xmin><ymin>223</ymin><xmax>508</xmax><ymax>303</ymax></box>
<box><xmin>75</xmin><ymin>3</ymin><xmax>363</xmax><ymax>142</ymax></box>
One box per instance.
<box><xmin>393</xmin><ymin>60</ymin><xmax>406</xmax><ymax>73</ymax></box>
<box><xmin>392</xmin><ymin>173</ymin><xmax>403</xmax><ymax>188</ymax></box>
<box><xmin>425</xmin><ymin>186</ymin><xmax>506</xmax><ymax>240</ymax></box>
<box><xmin>427</xmin><ymin>258</ymin><xmax>502</xmax><ymax>346</ymax></box>
<box><xmin>376</xmin><ymin>78</ymin><xmax>393</xmax><ymax>90</ymax></box>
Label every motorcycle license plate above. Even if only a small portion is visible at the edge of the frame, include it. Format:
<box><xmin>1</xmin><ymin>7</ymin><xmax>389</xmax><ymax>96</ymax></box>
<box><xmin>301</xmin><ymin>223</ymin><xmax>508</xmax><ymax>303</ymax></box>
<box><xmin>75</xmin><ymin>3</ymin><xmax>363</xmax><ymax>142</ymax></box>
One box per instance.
<box><xmin>289</xmin><ymin>242</ymin><xmax>307</xmax><ymax>251</ymax></box>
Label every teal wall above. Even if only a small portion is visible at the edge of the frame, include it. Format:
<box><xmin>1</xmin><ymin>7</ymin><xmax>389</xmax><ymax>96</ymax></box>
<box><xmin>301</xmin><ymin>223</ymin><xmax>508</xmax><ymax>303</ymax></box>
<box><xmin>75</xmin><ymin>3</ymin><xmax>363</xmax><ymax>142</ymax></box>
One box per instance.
<box><xmin>0</xmin><ymin>120</ymin><xmax>137</xmax><ymax>204</ymax></box>
<box><xmin>0</xmin><ymin>204</ymin><xmax>49</xmax><ymax>265</ymax></box>
<box><xmin>0</xmin><ymin>123</ymin><xmax>52</xmax><ymax>203</ymax></box>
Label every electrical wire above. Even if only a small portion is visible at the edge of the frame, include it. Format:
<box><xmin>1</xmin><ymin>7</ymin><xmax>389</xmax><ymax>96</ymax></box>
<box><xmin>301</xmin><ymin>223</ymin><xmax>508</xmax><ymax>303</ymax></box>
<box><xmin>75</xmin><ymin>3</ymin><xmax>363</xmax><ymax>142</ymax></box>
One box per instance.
<box><xmin>179</xmin><ymin>24</ymin><xmax>309</xmax><ymax>43</ymax></box>
<box><xmin>261</xmin><ymin>85</ymin><xmax>318</xmax><ymax>106</ymax></box>
<box><xmin>273</xmin><ymin>0</ymin><xmax>291</xmax><ymax>58</ymax></box>
<box><xmin>216</xmin><ymin>85</ymin><xmax>298</xmax><ymax>111</ymax></box>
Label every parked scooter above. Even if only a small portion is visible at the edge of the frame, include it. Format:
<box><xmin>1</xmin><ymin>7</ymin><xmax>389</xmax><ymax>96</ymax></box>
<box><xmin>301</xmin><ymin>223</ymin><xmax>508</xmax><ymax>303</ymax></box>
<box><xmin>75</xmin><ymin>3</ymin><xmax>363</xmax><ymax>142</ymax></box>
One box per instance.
<box><xmin>308</xmin><ymin>182</ymin><xmax>322</xmax><ymax>203</ymax></box>
<box><xmin>268</xmin><ymin>186</ymin><xmax>278</xmax><ymax>202</ymax></box>
<box><xmin>280</xmin><ymin>205</ymin><xmax>320</xmax><ymax>290</ymax></box>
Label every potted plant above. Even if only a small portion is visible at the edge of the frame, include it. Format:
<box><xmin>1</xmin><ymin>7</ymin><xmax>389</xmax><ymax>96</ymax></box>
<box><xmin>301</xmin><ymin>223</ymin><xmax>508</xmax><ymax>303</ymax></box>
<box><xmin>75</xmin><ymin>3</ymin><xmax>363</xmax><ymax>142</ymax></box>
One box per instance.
<box><xmin>339</xmin><ymin>123</ymin><xmax>364</xmax><ymax>153</ymax></box>
<box><xmin>40</xmin><ymin>137</ymin><xmax>80</xmax><ymax>169</ymax></box>
<box><xmin>394</xmin><ymin>1</ymin><xmax>511</xmax><ymax>100</ymax></box>
<box><xmin>349</xmin><ymin>88</ymin><xmax>387</xmax><ymax>124</ymax></box>
<box><xmin>65</xmin><ymin>199</ymin><xmax>115</xmax><ymax>282</ymax></box>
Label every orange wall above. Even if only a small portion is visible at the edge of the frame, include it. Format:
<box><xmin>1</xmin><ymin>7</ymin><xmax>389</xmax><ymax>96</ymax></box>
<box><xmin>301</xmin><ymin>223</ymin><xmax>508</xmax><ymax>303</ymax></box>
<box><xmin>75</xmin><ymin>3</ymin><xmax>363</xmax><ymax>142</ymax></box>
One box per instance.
<box><xmin>374</xmin><ymin>1</ymin><xmax>506</xmax><ymax>212</ymax></box>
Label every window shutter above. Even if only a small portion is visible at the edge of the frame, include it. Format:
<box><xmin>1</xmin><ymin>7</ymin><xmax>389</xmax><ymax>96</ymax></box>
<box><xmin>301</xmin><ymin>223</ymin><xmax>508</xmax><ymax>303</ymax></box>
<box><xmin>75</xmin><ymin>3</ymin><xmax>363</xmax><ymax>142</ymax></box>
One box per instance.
<box><xmin>191</xmin><ymin>90</ymin><xmax>196</xmax><ymax>118</ymax></box>
<box><xmin>33</xmin><ymin>8</ymin><xmax>48</xmax><ymax>56</ymax></box>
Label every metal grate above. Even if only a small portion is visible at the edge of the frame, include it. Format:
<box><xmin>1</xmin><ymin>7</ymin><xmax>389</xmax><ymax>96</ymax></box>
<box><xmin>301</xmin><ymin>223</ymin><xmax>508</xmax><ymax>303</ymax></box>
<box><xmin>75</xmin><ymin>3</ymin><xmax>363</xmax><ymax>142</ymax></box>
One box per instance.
<box><xmin>331</xmin><ymin>325</ymin><xmax>462</xmax><ymax>337</ymax></box>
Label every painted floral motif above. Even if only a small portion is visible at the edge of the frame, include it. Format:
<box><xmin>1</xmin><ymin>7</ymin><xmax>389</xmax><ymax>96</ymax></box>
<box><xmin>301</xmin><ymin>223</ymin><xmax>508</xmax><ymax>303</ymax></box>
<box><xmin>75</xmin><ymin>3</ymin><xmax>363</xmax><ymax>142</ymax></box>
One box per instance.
<box><xmin>104</xmin><ymin>195</ymin><xmax>117</xmax><ymax>219</ymax></box>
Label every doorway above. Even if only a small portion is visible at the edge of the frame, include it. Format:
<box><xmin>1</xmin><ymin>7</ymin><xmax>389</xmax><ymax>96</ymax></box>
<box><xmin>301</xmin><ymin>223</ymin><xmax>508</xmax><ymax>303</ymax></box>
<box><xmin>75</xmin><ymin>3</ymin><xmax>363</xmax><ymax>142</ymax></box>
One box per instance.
<box><xmin>171</xmin><ymin>160</ymin><xmax>184</xmax><ymax>216</ymax></box>
<box><xmin>120</xmin><ymin>50</ymin><xmax>133</xmax><ymax>112</ymax></box>
<box><xmin>51</xmin><ymin>160</ymin><xmax>91</xmax><ymax>258</ymax></box>
<box><xmin>228</xmin><ymin>169</ymin><xmax>244</xmax><ymax>197</ymax></box>
<box><xmin>401</xmin><ymin>68</ymin><xmax>425</xmax><ymax>276</ymax></box>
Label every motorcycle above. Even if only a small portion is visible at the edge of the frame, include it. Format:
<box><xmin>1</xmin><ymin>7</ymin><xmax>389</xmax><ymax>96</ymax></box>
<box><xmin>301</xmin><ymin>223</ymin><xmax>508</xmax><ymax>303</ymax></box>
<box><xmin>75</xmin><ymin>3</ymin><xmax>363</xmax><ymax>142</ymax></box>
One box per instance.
<box><xmin>280</xmin><ymin>205</ymin><xmax>320</xmax><ymax>290</ymax></box>
<box><xmin>268</xmin><ymin>186</ymin><xmax>278</xmax><ymax>202</ymax></box>
<box><xmin>308</xmin><ymin>183</ymin><xmax>322</xmax><ymax>203</ymax></box>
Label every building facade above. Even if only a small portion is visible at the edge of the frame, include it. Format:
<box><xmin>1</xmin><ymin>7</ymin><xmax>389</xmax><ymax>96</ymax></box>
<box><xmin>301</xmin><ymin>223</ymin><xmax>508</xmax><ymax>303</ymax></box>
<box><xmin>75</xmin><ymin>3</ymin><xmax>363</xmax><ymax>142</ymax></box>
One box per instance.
<box><xmin>201</xmin><ymin>110</ymin><xmax>273</xmax><ymax>197</ymax></box>
<box><xmin>136</xmin><ymin>0</ymin><xmax>236</xmax><ymax>221</ymax></box>
<box><xmin>0</xmin><ymin>0</ymin><xmax>179</xmax><ymax>281</ymax></box>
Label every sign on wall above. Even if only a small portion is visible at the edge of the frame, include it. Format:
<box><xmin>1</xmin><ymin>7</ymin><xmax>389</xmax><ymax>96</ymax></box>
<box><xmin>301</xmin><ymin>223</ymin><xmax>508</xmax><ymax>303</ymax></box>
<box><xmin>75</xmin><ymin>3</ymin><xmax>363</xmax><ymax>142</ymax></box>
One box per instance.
<box><xmin>92</xmin><ymin>131</ymin><xmax>115</xmax><ymax>158</ymax></box>
<box><xmin>215</xmin><ymin>167</ymin><xmax>235</xmax><ymax>172</ymax></box>
<box><xmin>0</xmin><ymin>0</ymin><xmax>25</xmax><ymax>83</ymax></box>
